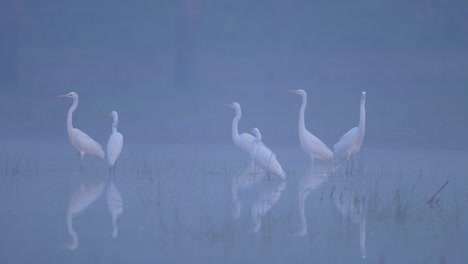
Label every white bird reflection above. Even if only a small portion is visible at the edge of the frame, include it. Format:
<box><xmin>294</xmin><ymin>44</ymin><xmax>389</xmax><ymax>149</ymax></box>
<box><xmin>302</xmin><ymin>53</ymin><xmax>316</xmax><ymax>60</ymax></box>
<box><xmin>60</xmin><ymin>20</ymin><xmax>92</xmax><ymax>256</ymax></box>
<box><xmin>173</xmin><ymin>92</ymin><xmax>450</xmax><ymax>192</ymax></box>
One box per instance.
<box><xmin>295</xmin><ymin>162</ymin><xmax>331</xmax><ymax>236</ymax></box>
<box><xmin>231</xmin><ymin>168</ymin><xmax>266</xmax><ymax>220</ymax></box>
<box><xmin>63</xmin><ymin>181</ymin><xmax>105</xmax><ymax>250</ymax></box>
<box><xmin>251</xmin><ymin>180</ymin><xmax>286</xmax><ymax>232</ymax></box>
<box><xmin>107</xmin><ymin>175</ymin><xmax>124</xmax><ymax>238</ymax></box>
<box><xmin>330</xmin><ymin>185</ymin><xmax>367</xmax><ymax>259</ymax></box>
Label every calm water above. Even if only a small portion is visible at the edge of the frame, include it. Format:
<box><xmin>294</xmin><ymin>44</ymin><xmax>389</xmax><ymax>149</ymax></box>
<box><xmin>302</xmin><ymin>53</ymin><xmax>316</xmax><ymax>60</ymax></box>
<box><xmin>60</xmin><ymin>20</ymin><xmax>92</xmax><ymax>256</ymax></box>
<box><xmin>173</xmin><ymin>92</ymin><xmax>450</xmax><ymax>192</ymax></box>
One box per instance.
<box><xmin>0</xmin><ymin>141</ymin><xmax>467</xmax><ymax>263</ymax></box>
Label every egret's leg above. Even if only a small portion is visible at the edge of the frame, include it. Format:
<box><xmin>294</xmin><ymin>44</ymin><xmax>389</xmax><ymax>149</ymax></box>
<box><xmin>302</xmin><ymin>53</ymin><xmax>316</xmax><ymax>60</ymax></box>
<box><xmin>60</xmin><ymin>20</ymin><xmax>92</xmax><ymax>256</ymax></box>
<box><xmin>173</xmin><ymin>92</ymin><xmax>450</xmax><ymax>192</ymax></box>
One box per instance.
<box><xmin>113</xmin><ymin>162</ymin><xmax>117</xmax><ymax>177</ymax></box>
<box><xmin>80</xmin><ymin>153</ymin><xmax>85</xmax><ymax>181</ymax></box>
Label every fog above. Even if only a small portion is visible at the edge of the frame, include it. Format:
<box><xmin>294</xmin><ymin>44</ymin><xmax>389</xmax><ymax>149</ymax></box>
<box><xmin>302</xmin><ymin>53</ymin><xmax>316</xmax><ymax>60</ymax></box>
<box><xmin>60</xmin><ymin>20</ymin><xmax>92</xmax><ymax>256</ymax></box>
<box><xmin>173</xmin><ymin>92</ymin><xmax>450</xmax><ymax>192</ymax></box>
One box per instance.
<box><xmin>0</xmin><ymin>0</ymin><xmax>467</xmax><ymax>149</ymax></box>
<box><xmin>0</xmin><ymin>1</ymin><xmax>467</xmax><ymax>263</ymax></box>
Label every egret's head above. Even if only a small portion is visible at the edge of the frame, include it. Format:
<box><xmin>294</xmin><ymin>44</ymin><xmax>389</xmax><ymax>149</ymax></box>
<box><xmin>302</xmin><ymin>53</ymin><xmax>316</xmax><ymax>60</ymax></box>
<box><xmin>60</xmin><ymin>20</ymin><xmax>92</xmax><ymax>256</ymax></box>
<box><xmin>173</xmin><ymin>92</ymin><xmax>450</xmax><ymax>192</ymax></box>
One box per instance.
<box><xmin>58</xmin><ymin>92</ymin><xmax>78</xmax><ymax>99</ymax></box>
<box><xmin>106</xmin><ymin>111</ymin><xmax>119</xmax><ymax>122</ymax></box>
<box><xmin>225</xmin><ymin>102</ymin><xmax>240</xmax><ymax>109</ymax></box>
<box><xmin>287</xmin><ymin>89</ymin><xmax>307</xmax><ymax>97</ymax></box>
<box><xmin>247</xmin><ymin>127</ymin><xmax>262</xmax><ymax>140</ymax></box>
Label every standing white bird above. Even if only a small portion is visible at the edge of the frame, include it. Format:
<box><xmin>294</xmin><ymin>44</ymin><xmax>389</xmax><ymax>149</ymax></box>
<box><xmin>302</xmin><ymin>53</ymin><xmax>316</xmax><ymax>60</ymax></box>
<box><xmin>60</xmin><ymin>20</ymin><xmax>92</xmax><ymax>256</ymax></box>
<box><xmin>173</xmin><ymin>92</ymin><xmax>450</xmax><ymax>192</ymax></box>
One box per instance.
<box><xmin>225</xmin><ymin>102</ymin><xmax>257</xmax><ymax>169</ymax></box>
<box><xmin>58</xmin><ymin>92</ymin><xmax>105</xmax><ymax>175</ymax></box>
<box><xmin>333</xmin><ymin>91</ymin><xmax>366</xmax><ymax>173</ymax></box>
<box><xmin>287</xmin><ymin>89</ymin><xmax>333</xmax><ymax>161</ymax></box>
<box><xmin>106</xmin><ymin>111</ymin><xmax>123</xmax><ymax>176</ymax></box>
<box><xmin>248</xmin><ymin>128</ymin><xmax>286</xmax><ymax>179</ymax></box>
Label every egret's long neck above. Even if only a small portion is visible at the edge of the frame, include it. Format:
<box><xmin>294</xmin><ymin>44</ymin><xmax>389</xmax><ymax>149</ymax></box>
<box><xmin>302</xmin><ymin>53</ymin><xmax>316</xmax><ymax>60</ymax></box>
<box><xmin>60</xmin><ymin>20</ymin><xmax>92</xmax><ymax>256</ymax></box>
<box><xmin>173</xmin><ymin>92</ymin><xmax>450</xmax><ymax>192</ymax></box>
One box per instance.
<box><xmin>231</xmin><ymin>107</ymin><xmax>241</xmax><ymax>142</ymax></box>
<box><xmin>255</xmin><ymin>130</ymin><xmax>262</xmax><ymax>142</ymax></box>
<box><xmin>67</xmin><ymin>97</ymin><xmax>78</xmax><ymax>135</ymax></box>
<box><xmin>358</xmin><ymin>99</ymin><xmax>365</xmax><ymax>137</ymax></box>
<box><xmin>299</xmin><ymin>94</ymin><xmax>307</xmax><ymax>133</ymax></box>
<box><xmin>112</xmin><ymin>118</ymin><xmax>118</xmax><ymax>133</ymax></box>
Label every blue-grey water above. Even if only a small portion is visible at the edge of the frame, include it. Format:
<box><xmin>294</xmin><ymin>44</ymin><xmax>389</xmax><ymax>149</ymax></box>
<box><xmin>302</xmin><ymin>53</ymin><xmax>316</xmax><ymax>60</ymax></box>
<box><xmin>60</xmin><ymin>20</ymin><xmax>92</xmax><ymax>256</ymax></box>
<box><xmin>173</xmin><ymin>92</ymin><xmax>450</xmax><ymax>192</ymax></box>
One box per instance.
<box><xmin>0</xmin><ymin>141</ymin><xmax>466</xmax><ymax>263</ymax></box>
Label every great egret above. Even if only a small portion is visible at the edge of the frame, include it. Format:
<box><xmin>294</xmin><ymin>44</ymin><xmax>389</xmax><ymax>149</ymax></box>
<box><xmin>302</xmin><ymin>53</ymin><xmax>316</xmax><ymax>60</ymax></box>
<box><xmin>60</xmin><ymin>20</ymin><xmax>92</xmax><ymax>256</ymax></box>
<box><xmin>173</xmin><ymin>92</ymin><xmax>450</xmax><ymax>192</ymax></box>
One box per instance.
<box><xmin>63</xmin><ymin>181</ymin><xmax>105</xmax><ymax>250</ymax></box>
<box><xmin>333</xmin><ymin>91</ymin><xmax>366</xmax><ymax>173</ymax></box>
<box><xmin>107</xmin><ymin>176</ymin><xmax>123</xmax><ymax>238</ymax></box>
<box><xmin>248</xmin><ymin>128</ymin><xmax>286</xmax><ymax>179</ymax></box>
<box><xmin>251</xmin><ymin>181</ymin><xmax>286</xmax><ymax>232</ymax></box>
<box><xmin>106</xmin><ymin>111</ymin><xmax>123</xmax><ymax>176</ymax></box>
<box><xmin>58</xmin><ymin>92</ymin><xmax>105</xmax><ymax>174</ymax></box>
<box><xmin>225</xmin><ymin>102</ymin><xmax>256</xmax><ymax>169</ymax></box>
<box><xmin>287</xmin><ymin>89</ymin><xmax>333</xmax><ymax>161</ymax></box>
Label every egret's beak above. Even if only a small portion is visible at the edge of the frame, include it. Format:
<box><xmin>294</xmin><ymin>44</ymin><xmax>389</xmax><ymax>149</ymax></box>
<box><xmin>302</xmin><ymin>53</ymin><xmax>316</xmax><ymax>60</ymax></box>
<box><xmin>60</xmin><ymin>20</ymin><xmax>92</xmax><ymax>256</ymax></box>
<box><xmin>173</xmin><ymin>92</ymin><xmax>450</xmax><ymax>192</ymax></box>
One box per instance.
<box><xmin>105</xmin><ymin>112</ymin><xmax>112</xmax><ymax>116</ymax></box>
<box><xmin>286</xmin><ymin>90</ymin><xmax>296</xmax><ymax>94</ymax></box>
<box><xmin>246</xmin><ymin>128</ymin><xmax>253</xmax><ymax>132</ymax></box>
<box><xmin>224</xmin><ymin>103</ymin><xmax>233</xmax><ymax>107</ymax></box>
<box><xmin>58</xmin><ymin>94</ymin><xmax>69</xmax><ymax>98</ymax></box>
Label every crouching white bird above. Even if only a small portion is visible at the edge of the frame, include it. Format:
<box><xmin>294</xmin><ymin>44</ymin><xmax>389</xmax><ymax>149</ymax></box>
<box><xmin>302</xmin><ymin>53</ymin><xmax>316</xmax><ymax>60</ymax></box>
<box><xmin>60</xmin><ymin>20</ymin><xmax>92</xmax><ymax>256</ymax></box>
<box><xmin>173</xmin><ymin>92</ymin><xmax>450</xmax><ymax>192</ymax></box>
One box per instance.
<box><xmin>333</xmin><ymin>91</ymin><xmax>366</xmax><ymax>173</ymax></box>
<box><xmin>106</xmin><ymin>111</ymin><xmax>123</xmax><ymax>176</ymax></box>
<box><xmin>58</xmin><ymin>92</ymin><xmax>105</xmax><ymax>175</ymax></box>
<box><xmin>287</xmin><ymin>89</ymin><xmax>333</xmax><ymax>162</ymax></box>
<box><xmin>248</xmin><ymin>128</ymin><xmax>286</xmax><ymax>179</ymax></box>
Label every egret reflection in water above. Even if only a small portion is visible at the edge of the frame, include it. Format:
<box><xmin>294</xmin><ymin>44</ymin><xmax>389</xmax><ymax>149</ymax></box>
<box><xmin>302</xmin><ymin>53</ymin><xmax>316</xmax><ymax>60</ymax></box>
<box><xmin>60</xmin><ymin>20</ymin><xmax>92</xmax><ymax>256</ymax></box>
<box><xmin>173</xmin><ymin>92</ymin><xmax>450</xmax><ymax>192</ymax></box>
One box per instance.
<box><xmin>251</xmin><ymin>180</ymin><xmax>286</xmax><ymax>233</ymax></box>
<box><xmin>107</xmin><ymin>175</ymin><xmax>124</xmax><ymax>238</ymax></box>
<box><xmin>330</xmin><ymin>182</ymin><xmax>367</xmax><ymax>259</ymax></box>
<box><xmin>62</xmin><ymin>180</ymin><xmax>105</xmax><ymax>250</ymax></box>
<box><xmin>295</xmin><ymin>162</ymin><xmax>331</xmax><ymax>236</ymax></box>
<box><xmin>231</xmin><ymin>168</ymin><xmax>266</xmax><ymax>220</ymax></box>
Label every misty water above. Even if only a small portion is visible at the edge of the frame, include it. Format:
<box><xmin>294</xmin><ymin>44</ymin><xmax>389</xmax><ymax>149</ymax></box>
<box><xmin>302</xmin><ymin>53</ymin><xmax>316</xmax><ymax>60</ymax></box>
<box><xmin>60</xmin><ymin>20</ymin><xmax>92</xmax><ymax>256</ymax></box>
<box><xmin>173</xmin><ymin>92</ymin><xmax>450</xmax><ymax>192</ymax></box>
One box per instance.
<box><xmin>1</xmin><ymin>1</ymin><xmax>468</xmax><ymax>263</ymax></box>
<box><xmin>0</xmin><ymin>140</ymin><xmax>466</xmax><ymax>263</ymax></box>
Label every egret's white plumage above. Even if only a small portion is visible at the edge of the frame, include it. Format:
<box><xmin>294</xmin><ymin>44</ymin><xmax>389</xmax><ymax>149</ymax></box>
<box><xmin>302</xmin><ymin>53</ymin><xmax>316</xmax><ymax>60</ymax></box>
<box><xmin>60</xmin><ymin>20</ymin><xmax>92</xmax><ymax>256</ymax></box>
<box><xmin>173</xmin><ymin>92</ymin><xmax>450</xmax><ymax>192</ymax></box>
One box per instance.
<box><xmin>58</xmin><ymin>92</ymin><xmax>105</xmax><ymax>173</ymax></box>
<box><xmin>288</xmin><ymin>89</ymin><xmax>333</xmax><ymax>161</ymax></box>
<box><xmin>248</xmin><ymin>128</ymin><xmax>286</xmax><ymax>179</ymax></box>
<box><xmin>106</xmin><ymin>111</ymin><xmax>123</xmax><ymax>175</ymax></box>
<box><xmin>63</xmin><ymin>181</ymin><xmax>105</xmax><ymax>250</ymax></box>
<box><xmin>225</xmin><ymin>102</ymin><xmax>256</xmax><ymax>164</ymax></box>
<box><xmin>333</xmin><ymin>91</ymin><xmax>366</xmax><ymax>166</ymax></box>
<box><xmin>107</xmin><ymin>177</ymin><xmax>123</xmax><ymax>238</ymax></box>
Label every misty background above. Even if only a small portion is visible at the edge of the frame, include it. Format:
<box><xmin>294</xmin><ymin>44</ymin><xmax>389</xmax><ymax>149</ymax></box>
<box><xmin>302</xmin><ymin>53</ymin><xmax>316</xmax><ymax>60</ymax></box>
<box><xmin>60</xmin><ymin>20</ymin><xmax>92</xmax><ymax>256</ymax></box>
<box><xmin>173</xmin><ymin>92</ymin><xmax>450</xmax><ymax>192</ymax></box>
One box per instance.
<box><xmin>1</xmin><ymin>0</ymin><xmax>467</xmax><ymax>149</ymax></box>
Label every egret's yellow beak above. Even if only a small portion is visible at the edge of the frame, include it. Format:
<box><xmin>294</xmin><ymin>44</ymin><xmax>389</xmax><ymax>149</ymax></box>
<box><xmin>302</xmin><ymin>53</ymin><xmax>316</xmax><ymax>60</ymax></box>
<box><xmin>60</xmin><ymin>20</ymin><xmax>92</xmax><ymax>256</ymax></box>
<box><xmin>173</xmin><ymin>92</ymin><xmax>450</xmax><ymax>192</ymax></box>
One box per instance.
<box><xmin>224</xmin><ymin>103</ymin><xmax>233</xmax><ymax>107</ymax></box>
<box><xmin>58</xmin><ymin>94</ymin><xmax>70</xmax><ymax>98</ymax></box>
<box><xmin>105</xmin><ymin>112</ymin><xmax>112</xmax><ymax>116</ymax></box>
<box><xmin>246</xmin><ymin>128</ymin><xmax>253</xmax><ymax>132</ymax></box>
<box><xmin>286</xmin><ymin>90</ymin><xmax>296</xmax><ymax>93</ymax></box>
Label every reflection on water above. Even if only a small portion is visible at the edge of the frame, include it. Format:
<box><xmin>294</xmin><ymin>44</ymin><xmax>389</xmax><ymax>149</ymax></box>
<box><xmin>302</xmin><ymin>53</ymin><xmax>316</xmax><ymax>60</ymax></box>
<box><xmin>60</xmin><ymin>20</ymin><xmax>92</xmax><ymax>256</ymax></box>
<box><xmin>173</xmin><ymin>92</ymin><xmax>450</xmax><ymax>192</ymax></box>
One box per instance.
<box><xmin>107</xmin><ymin>175</ymin><xmax>124</xmax><ymax>238</ymax></box>
<box><xmin>330</xmin><ymin>182</ymin><xmax>367</xmax><ymax>259</ymax></box>
<box><xmin>231</xmin><ymin>168</ymin><xmax>266</xmax><ymax>220</ymax></box>
<box><xmin>251</xmin><ymin>180</ymin><xmax>286</xmax><ymax>233</ymax></box>
<box><xmin>295</xmin><ymin>162</ymin><xmax>330</xmax><ymax>236</ymax></box>
<box><xmin>63</xmin><ymin>181</ymin><xmax>105</xmax><ymax>250</ymax></box>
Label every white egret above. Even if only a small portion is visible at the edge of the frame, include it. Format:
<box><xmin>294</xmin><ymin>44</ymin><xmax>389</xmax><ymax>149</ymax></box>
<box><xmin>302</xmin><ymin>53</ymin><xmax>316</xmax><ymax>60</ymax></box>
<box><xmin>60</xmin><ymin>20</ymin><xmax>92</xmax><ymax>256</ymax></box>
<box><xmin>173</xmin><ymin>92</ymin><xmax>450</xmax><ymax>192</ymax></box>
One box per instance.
<box><xmin>248</xmin><ymin>128</ymin><xmax>286</xmax><ymax>179</ymax></box>
<box><xmin>63</xmin><ymin>181</ymin><xmax>105</xmax><ymax>250</ymax></box>
<box><xmin>58</xmin><ymin>92</ymin><xmax>105</xmax><ymax>174</ymax></box>
<box><xmin>287</xmin><ymin>89</ymin><xmax>333</xmax><ymax>161</ymax></box>
<box><xmin>225</xmin><ymin>102</ymin><xmax>256</xmax><ymax>169</ymax></box>
<box><xmin>333</xmin><ymin>91</ymin><xmax>366</xmax><ymax>173</ymax></box>
<box><xmin>107</xmin><ymin>176</ymin><xmax>123</xmax><ymax>238</ymax></box>
<box><xmin>106</xmin><ymin>111</ymin><xmax>123</xmax><ymax>176</ymax></box>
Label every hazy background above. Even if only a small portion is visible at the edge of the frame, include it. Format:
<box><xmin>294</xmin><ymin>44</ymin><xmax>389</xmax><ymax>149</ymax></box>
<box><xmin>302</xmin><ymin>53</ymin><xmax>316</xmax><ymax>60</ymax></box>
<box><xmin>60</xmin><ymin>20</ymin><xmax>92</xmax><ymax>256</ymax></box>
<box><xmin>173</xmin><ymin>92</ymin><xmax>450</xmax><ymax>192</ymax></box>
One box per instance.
<box><xmin>1</xmin><ymin>0</ymin><xmax>467</xmax><ymax>149</ymax></box>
